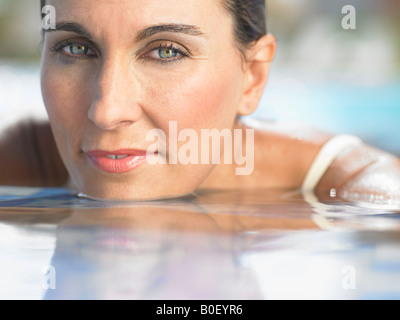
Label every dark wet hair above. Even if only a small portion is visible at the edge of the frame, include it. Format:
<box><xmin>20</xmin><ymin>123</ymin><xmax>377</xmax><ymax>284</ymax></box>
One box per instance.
<box><xmin>222</xmin><ymin>0</ymin><xmax>267</xmax><ymax>48</ymax></box>
<box><xmin>41</xmin><ymin>0</ymin><xmax>267</xmax><ymax>48</ymax></box>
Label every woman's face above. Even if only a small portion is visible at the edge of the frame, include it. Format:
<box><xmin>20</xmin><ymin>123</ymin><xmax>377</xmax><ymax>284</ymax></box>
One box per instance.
<box><xmin>41</xmin><ymin>0</ymin><xmax>249</xmax><ymax>201</ymax></box>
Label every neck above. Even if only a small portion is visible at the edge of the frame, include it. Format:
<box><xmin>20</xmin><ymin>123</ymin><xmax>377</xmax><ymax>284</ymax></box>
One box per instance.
<box><xmin>198</xmin><ymin>119</ymin><xmax>253</xmax><ymax>190</ymax></box>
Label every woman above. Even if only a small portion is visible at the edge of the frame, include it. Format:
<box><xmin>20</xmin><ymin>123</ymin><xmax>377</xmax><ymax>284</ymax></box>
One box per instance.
<box><xmin>1</xmin><ymin>0</ymin><xmax>400</xmax><ymax>203</ymax></box>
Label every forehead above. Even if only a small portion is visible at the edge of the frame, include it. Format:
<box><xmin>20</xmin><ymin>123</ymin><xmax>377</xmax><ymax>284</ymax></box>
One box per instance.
<box><xmin>46</xmin><ymin>0</ymin><xmax>232</xmax><ymax>36</ymax></box>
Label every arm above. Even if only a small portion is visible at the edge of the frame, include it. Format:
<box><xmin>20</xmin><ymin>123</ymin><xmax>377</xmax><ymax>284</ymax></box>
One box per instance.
<box><xmin>0</xmin><ymin>120</ymin><xmax>69</xmax><ymax>187</ymax></box>
<box><xmin>315</xmin><ymin>143</ymin><xmax>400</xmax><ymax>206</ymax></box>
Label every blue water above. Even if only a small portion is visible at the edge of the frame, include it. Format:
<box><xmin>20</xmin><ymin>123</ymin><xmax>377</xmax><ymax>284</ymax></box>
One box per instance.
<box><xmin>256</xmin><ymin>81</ymin><xmax>400</xmax><ymax>156</ymax></box>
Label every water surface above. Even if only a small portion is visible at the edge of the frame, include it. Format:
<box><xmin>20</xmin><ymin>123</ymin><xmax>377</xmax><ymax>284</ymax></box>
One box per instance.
<box><xmin>0</xmin><ymin>186</ymin><xmax>399</xmax><ymax>300</ymax></box>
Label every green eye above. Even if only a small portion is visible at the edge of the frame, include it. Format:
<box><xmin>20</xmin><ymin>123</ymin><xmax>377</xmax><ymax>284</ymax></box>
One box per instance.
<box><xmin>58</xmin><ymin>42</ymin><xmax>95</xmax><ymax>57</ymax></box>
<box><xmin>67</xmin><ymin>44</ymin><xmax>89</xmax><ymax>55</ymax></box>
<box><xmin>159</xmin><ymin>47</ymin><xmax>179</xmax><ymax>59</ymax></box>
<box><xmin>141</xmin><ymin>43</ymin><xmax>189</xmax><ymax>63</ymax></box>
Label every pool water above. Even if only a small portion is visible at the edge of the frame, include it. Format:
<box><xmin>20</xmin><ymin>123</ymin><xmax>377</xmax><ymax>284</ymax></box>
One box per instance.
<box><xmin>0</xmin><ymin>186</ymin><xmax>399</xmax><ymax>300</ymax></box>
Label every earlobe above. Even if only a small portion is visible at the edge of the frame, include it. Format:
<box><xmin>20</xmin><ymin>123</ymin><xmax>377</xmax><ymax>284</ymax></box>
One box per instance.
<box><xmin>237</xmin><ymin>34</ymin><xmax>276</xmax><ymax>116</ymax></box>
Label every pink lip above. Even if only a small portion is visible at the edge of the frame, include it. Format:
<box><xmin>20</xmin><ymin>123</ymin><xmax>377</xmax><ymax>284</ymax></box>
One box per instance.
<box><xmin>86</xmin><ymin>149</ymin><xmax>149</xmax><ymax>174</ymax></box>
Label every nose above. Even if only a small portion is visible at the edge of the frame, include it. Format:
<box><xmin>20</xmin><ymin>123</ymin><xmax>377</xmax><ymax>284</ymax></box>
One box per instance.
<box><xmin>88</xmin><ymin>57</ymin><xmax>143</xmax><ymax>130</ymax></box>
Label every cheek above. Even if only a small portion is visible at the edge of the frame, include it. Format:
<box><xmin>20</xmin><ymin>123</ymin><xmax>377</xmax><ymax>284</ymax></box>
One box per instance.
<box><xmin>144</xmin><ymin>62</ymin><xmax>243</xmax><ymax>131</ymax></box>
<box><xmin>41</xmin><ymin>61</ymin><xmax>89</xmax><ymax>133</ymax></box>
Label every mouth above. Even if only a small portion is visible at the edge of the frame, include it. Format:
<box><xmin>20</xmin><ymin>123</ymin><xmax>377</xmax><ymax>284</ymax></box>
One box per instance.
<box><xmin>85</xmin><ymin>149</ymin><xmax>151</xmax><ymax>174</ymax></box>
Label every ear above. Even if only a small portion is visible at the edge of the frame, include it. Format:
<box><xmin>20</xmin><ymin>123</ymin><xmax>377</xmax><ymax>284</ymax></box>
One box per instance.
<box><xmin>237</xmin><ymin>34</ymin><xmax>276</xmax><ymax>116</ymax></box>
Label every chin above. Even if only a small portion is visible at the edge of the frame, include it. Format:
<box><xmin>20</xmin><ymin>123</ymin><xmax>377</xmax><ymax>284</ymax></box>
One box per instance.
<box><xmin>67</xmin><ymin>162</ymin><xmax>211</xmax><ymax>202</ymax></box>
<box><xmin>75</xmin><ymin>182</ymin><xmax>197</xmax><ymax>202</ymax></box>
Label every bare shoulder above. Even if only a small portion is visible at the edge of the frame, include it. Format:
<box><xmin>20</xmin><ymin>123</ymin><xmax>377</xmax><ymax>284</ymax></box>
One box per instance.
<box><xmin>239</xmin><ymin>119</ymin><xmax>333</xmax><ymax>188</ymax></box>
<box><xmin>247</xmin><ymin>119</ymin><xmax>400</xmax><ymax>204</ymax></box>
<box><xmin>0</xmin><ymin>120</ymin><xmax>68</xmax><ymax>187</ymax></box>
<box><xmin>316</xmin><ymin>142</ymin><xmax>400</xmax><ymax>204</ymax></box>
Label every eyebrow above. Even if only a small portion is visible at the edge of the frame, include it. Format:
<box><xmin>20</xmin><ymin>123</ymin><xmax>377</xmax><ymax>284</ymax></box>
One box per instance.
<box><xmin>44</xmin><ymin>22</ymin><xmax>93</xmax><ymax>39</ymax></box>
<box><xmin>45</xmin><ymin>22</ymin><xmax>206</xmax><ymax>41</ymax></box>
<box><xmin>135</xmin><ymin>24</ymin><xmax>206</xmax><ymax>41</ymax></box>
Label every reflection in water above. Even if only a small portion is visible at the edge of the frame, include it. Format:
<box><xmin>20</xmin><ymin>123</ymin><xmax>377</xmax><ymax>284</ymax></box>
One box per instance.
<box><xmin>0</xmin><ymin>187</ymin><xmax>399</xmax><ymax>299</ymax></box>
